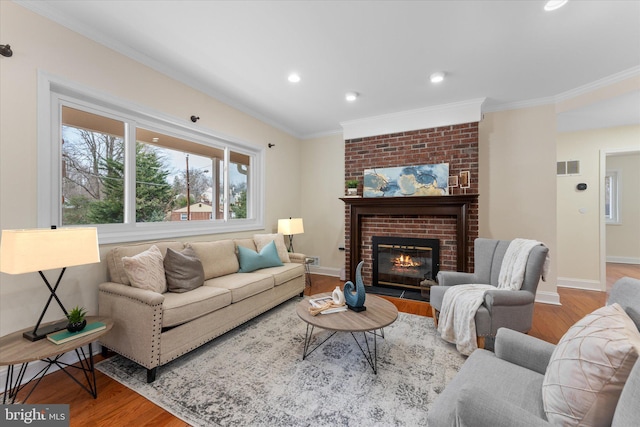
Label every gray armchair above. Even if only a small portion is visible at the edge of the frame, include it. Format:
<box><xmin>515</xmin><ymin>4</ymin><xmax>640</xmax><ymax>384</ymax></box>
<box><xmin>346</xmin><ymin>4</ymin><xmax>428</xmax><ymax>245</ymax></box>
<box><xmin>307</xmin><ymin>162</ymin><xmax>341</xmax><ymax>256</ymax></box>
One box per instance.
<box><xmin>430</xmin><ymin>238</ymin><xmax>549</xmax><ymax>348</ymax></box>
<box><xmin>427</xmin><ymin>277</ymin><xmax>640</xmax><ymax>427</ymax></box>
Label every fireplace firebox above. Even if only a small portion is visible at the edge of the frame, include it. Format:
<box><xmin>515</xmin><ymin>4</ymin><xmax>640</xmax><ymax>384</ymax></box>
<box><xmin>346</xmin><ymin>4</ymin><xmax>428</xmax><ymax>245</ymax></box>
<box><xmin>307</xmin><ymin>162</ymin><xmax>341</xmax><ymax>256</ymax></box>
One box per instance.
<box><xmin>372</xmin><ymin>236</ymin><xmax>439</xmax><ymax>300</ymax></box>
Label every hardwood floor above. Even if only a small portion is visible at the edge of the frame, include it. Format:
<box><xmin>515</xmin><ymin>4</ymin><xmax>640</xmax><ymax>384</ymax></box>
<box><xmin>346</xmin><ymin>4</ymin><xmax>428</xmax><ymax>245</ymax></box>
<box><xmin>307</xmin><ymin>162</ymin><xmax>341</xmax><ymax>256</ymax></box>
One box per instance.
<box><xmin>6</xmin><ymin>264</ymin><xmax>639</xmax><ymax>426</ymax></box>
<box><xmin>606</xmin><ymin>262</ymin><xmax>640</xmax><ymax>291</ymax></box>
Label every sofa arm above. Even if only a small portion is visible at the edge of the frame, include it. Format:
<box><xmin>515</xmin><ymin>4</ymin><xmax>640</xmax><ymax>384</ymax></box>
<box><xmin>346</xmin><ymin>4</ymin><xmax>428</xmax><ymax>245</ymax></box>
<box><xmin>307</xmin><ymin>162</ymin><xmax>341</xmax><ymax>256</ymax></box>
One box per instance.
<box><xmin>99</xmin><ymin>282</ymin><xmax>165</xmax><ymax>305</ymax></box>
<box><xmin>494</xmin><ymin>328</ymin><xmax>555</xmax><ymax>375</ymax></box>
<box><xmin>98</xmin><ymin>282</ymin><xmax>164</xmax><ymax>370</ymax></box>
<box><xmin>455</xmin><ymin>386</ymin><xmax>551</xmax><ymax>427</ymax></box>
<box><xmin>288</xmin><ymin>252</ymin><xmax>306</xmax><ymax>264</ymax></box>
<box><xmin>436</xmin><ymin>271</ymin><xmax>476</xmax><ymax>286</ymax></box>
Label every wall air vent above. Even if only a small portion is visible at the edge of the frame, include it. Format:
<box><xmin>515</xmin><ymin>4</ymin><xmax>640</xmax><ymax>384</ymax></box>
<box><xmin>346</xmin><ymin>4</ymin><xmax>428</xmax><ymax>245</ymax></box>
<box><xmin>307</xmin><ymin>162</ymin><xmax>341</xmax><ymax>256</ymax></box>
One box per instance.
<box><xmin>557</xmin><ymin>160</ymin><xmax>580</xmax><ymax>176</ymax></box>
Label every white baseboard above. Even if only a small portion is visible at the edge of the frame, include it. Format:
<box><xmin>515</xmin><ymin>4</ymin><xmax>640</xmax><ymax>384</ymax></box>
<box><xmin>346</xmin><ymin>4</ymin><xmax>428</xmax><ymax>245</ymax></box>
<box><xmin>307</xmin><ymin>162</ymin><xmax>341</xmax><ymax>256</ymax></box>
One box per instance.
<box><xmin>606</xmin><ymin>256</ymin><xmax>640</xmax><ymax>265</ymax></box>
<box><xmin>308</xmin><ymin>266</ymin><xmax>341</xmax><ymax>277</ymax></box>
<box><xmin>535</xmin><ymin>290</ymin><xmax>561</xmax><ymax>305</ymax></box>
<box><xmin>557</xmin><ymin>277</ymin><xmax>604</xmax><ymax>291</ymax></box>
<box><xmin>0</xmin><ymin>343</ymin><xmax>102</xmax><ymax>392</ymax></box>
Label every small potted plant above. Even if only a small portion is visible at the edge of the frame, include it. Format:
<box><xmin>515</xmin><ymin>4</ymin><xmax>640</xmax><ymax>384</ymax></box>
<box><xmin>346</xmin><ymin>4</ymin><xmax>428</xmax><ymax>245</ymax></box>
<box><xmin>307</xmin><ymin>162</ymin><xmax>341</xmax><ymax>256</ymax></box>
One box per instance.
<box><xmin>66</xmin><ymin>305</ymin><xmax>87</xmax><ymax>333</ymax></box>
<box><xmin>346</xmin><ymin>180</ymin><xmax>359</xmax><ymax>196</ymax></box>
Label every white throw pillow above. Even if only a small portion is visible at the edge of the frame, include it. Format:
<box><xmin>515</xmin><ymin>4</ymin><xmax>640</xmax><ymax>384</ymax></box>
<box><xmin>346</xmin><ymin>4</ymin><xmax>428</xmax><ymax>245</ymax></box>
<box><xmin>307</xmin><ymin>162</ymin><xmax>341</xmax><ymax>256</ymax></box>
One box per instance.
<box><xmin>542</xmin><ymin>303</ymin><xmax>640</xmax><ymax>426</ymax></box>
<box><xmin>122</xmin><ymin>245</ymin><xmax>167</xmax><ymax>293</ymax></box>
<box><xmin>253</xmin><ymin>233</ymin><xmax>290</xmax><ymax>263</ymax></box>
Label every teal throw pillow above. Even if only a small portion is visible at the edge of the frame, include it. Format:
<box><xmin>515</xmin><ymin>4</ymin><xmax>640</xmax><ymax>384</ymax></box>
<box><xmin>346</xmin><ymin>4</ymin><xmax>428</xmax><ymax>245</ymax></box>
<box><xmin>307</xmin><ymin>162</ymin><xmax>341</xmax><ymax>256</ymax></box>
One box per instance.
<box><xmin>237</xmin><ymin>240</ymin><xmax>284</xmax><ymax>273</ymax></box>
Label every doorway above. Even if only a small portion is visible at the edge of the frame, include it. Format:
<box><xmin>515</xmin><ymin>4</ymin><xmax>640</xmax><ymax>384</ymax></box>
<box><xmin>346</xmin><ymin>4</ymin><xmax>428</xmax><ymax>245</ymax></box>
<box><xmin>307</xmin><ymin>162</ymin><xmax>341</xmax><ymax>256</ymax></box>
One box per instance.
<box><xmin>600</xmin><ymin>149</ymin><xmax>640</xmax><ymax>290</ymax></box>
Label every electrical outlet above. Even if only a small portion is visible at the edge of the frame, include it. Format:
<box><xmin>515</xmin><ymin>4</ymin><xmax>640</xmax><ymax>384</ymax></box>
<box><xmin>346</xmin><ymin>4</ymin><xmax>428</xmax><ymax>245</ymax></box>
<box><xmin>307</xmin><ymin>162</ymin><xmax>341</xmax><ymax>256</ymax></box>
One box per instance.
<box><xmin>308</xmin><ymin>256</ymin><xmax>320</xmax><ymax>266</ymax></box>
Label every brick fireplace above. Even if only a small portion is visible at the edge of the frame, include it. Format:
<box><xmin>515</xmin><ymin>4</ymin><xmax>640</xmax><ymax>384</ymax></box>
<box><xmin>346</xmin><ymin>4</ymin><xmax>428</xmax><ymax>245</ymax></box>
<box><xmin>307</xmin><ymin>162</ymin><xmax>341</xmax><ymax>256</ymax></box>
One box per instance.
<box><xmin>343</xmin><ymin>122</ymin><xmax>479</xmax><ymax>294</ymax></box>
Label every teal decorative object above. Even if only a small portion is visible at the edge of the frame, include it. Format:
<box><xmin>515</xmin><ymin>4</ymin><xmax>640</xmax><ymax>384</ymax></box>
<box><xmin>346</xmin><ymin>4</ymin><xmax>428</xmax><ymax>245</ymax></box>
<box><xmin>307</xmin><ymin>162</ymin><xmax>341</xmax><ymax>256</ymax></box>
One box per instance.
<box><xmin>344</xmin><ymin>261</ymin><xmax>366</xmax><ymax>312</ymax></box>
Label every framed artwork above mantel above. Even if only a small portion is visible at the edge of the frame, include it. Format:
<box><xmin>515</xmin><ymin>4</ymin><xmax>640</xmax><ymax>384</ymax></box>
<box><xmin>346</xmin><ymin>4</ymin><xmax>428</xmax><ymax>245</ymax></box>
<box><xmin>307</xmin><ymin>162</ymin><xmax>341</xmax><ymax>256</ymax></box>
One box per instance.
<box><xmin>363</xmin><ymin>164</ymin><xmax>449</xmax><ymax>197</ymax></box>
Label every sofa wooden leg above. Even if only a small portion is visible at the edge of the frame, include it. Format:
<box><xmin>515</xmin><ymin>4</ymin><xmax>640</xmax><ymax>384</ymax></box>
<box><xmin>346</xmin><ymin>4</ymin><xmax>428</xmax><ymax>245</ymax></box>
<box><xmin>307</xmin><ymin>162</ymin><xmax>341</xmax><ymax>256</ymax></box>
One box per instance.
<box><xmin>477</xmin><ymin>336</ymin><xmax>485</xmax><ymax>349</ymax></box>
<box><xmin>431</xmin><ymin>307</ymin><xmax>439</xmax><ymax>328</ymax></box>
<box><xmin>147</xmin><ymin>368</ymin><xmax>157</xmax><ymax>383</ymax></box>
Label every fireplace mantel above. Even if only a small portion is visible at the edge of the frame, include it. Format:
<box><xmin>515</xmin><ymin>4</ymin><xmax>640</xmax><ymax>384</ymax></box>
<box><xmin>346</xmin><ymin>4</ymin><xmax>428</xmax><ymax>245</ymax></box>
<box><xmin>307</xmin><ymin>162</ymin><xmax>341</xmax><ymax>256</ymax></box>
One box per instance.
<box><xmin>341</xmin><ymin>194</ymin><xmax>479</xmax><ymax>282</ymax></box>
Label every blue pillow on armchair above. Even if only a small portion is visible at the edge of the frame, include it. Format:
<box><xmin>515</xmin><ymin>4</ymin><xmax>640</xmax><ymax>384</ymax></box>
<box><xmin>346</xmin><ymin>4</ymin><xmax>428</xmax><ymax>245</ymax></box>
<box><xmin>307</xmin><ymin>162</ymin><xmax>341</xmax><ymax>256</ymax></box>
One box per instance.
<box><xmin>237</xmin><ymin>240</ymin><xmax>284</xmax><ymax>273</ymax></box>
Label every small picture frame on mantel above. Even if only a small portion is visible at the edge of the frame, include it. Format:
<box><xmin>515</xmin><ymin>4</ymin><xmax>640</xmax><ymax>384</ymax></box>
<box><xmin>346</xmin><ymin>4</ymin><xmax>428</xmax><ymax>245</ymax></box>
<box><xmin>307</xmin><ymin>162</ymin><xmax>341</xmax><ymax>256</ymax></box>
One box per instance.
<box><xmin>448</xmin><ymin>176</ymin><xmax>459</xmax><ymax>188</ymax></box>
<box><xmin>459</xmin><ymin>171</ymin><xmax>470</xmax><ymax>189</ymax></box>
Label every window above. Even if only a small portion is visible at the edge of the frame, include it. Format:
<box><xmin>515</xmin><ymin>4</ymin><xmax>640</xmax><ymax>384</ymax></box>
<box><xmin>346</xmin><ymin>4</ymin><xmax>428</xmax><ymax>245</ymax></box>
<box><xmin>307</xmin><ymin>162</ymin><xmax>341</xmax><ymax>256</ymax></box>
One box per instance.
<box><xmin>605</xmin><ymin>171</ymin><xmax>620</xmax><ymax>224</ymax></box>
<box><xmin>62</xmin><ymin>106</ymin><xmax>126</xmax><ymax>225</ymax></box>
<box><xmin>38</xmin><ymin>74</ymin><xmax>264</xmax><ymax>243</ymax></box>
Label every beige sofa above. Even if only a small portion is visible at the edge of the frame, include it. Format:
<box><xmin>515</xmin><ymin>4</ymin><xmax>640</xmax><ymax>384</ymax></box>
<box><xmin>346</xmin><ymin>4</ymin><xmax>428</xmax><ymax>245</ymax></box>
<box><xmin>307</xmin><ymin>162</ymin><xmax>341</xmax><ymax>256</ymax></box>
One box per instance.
<box><xmin>98</xmin><ymin>237</ymin><xmax>305</xmax><ymax>382</ymax></box>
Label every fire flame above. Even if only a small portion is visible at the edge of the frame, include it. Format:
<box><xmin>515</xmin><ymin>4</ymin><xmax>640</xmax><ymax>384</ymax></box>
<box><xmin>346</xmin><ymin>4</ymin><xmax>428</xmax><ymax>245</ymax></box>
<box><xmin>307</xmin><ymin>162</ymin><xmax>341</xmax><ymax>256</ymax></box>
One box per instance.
<box><xmin>393</xmin><ymin>254</ymin><xmax>421</xmax><ymax>268</ymax></box>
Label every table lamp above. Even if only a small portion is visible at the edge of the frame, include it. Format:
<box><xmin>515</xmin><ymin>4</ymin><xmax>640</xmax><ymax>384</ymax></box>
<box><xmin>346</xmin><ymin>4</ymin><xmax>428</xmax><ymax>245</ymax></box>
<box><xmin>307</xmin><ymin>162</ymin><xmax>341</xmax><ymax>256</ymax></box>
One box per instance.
<box><xmin>0</xmin><ymin>227</ymin><xmax>100</xmax><ymax>341</ymax></box>
<box><xmin>277</xmin><ymin>217</ymin><xmax>304</xmax><ymax>252</ymax></box>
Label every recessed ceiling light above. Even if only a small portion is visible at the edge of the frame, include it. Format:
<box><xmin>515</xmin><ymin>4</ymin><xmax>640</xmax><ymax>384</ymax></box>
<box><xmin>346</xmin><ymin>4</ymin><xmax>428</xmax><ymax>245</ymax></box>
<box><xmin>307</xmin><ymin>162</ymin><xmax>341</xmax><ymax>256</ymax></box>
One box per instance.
<box><xmin>288</xmin><ymin>73</ymin><xmax>301</xmax><ymax>83</ymax></box>
<box><xmin>345</xmin><ymin>92</ymin><xmax>359</xmax><ymax>102</ymax></box>
<box><xmin>544</xmin><ymin>0</ymin><xmax>568</xmax><ymax>11</ymax></box>
<box><xmin>430</xmin><ymin>72</ymin><xmax>445</xmax><ymax>84</ymax></box>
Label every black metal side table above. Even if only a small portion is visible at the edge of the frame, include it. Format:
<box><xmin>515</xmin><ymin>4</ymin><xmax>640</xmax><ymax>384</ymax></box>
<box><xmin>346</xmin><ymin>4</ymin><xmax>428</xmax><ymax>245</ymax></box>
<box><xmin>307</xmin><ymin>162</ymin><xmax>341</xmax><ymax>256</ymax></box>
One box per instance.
<box><xmin>304</xmin><ymin>257</ymin><xmax>314</xmax><ymax>287</ymax></box>
<box><xmin>0</xmin><ymin>316</ymin><xmax>113</xmax><ymax>404</ymax></box>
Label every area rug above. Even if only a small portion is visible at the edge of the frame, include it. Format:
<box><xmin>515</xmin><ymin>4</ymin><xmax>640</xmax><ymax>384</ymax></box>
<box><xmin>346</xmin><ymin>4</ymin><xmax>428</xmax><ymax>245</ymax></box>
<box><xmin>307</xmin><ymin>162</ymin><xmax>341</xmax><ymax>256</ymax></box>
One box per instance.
<box><xmin>96</xmin><ymin>298</ymin><xmax>466</xmax><ymax>426</ymax></box>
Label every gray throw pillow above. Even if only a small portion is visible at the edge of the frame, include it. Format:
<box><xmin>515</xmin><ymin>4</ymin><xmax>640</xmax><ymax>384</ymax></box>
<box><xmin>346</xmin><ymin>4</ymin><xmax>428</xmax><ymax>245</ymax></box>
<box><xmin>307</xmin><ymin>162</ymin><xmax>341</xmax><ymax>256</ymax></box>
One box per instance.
<box><xmin>164</xmin><ymin>246</ymin><xmax>205</xmax><ymax>293</ymax></box>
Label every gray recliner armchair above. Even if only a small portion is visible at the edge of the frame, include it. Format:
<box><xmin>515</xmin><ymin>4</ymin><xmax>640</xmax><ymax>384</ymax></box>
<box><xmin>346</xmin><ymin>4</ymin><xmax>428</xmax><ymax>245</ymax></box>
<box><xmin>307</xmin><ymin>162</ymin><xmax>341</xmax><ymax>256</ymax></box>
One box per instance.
<box><xmin>430</xmin><ymin>238</ymin><xmax>549</xmax><ymax>348</ymax></box>
<box><xmin>427</xmin><ymin>277</ymin><xmax>640</xmax><ymax>427</ymax></box>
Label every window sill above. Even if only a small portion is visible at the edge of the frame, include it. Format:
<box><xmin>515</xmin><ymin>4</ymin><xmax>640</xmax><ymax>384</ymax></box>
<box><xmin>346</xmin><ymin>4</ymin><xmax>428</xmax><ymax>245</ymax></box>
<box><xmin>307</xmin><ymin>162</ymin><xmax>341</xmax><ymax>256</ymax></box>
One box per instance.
<box><xmin>95</xmin><ymin>219</ymin><xmax>264</xmax><ymax>245</ymax></box>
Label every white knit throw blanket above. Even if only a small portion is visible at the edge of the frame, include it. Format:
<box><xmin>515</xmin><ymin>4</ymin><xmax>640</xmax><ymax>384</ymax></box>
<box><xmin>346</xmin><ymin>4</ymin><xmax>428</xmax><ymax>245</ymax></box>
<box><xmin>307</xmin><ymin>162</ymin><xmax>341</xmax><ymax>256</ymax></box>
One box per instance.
<box><xmin>438</xmin><ymin>239</ymin><xmax>548</xmax><ymax>355</ymax></box>
<box><xmin>437</xmin><ymin>284</ymin><xmax>494</xmax><ymax>355</ymax></box>
<box><xmin>498</xmin><ymin>239</ymin><xmax>549</xmax><ymax>290</ymax></box>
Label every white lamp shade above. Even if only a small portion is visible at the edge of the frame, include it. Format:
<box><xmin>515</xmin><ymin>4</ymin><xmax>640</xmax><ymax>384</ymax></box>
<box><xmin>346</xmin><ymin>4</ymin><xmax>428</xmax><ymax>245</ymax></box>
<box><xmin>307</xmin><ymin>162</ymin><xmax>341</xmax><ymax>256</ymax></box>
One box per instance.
<box><xmin>0</xmin><ymin>227</ymin><xmax>100</xmax><ymax>274</ymax></box>
<box><xmin>277</xmin><ymin>218</ymin><xmax>304</xmax><ymax>235</ymax></box>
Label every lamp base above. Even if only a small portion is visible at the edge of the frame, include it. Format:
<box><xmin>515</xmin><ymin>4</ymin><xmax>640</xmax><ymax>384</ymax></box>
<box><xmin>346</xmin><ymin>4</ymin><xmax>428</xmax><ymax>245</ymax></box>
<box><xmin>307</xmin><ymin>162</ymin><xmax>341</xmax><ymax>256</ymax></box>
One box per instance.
<box><xmin>23</xmin><ymin>320</ymin><xmax>68</xmax><ymax>342</ymax></box>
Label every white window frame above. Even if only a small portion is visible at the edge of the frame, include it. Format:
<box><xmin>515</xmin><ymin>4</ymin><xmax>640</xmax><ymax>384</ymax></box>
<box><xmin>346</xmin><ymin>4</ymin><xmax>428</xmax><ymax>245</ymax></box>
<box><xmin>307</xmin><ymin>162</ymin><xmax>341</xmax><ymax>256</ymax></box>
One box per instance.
<box><xmin>605</xmin><ymin>170</ymin><xmax>621</xmax><ymax>225</ymax></box>
<box><xmin>37</xmin><ymin>71</ymin><xmax>265</xmax><ymax>244</ymax></box>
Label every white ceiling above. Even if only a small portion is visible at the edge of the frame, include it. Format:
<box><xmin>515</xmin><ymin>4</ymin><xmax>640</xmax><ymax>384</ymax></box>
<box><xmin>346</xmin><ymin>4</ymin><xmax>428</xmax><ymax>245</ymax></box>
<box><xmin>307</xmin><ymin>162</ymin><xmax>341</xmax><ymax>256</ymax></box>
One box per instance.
<box><xmin>17</xmin><ymin>0</ymin><xmax>640</xmax><ymax>138</ymax></box>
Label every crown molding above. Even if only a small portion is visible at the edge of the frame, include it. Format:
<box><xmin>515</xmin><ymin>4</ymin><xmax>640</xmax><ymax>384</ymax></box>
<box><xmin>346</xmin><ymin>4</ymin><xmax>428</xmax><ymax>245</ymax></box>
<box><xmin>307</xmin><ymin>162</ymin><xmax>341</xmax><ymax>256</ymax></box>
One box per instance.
<box><xmin>554</xmin><ymin>66</ymin><xmax>640</xmax><ymax>103</ymax></box>
<box><xmin>301</xmin><ymin>128</ymin><xmax>344</xmax><ymax>141</ymax></box>
<box><xmin>15</xmin><ymin>1</ymin><xmax>304</xmax><ymax>140</ymax></box>
<box><xmin>478</xmin><ymin>66</ymin><xmax>640</xmax><ymax>114</ymax></box>
<box><xmin>482</xmin><ymin>96</ymin><xmax>556</xmax><ymax>113</ymax></box>
<box><xmin>17</xmin><ymin>1</ymin><xmax>640</xmax><ymax>141</ymax></box>
<box><xmin>340</xmin><ymin>98</ymin><xmax>486</xmax><ymax>140</ymax></box>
